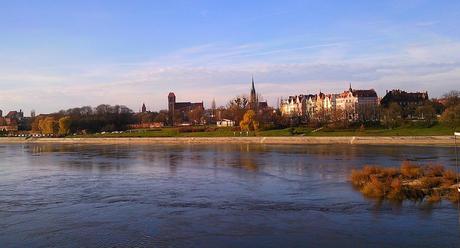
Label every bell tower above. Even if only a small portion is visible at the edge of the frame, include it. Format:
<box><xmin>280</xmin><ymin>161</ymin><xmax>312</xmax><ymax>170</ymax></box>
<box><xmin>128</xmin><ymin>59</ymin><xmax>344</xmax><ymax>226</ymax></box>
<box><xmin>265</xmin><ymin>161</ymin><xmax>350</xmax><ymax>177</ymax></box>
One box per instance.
<box><xmin>168</xmin><ymin>92</ymin><xmax>176</xmax><ymax>125</ymax></box>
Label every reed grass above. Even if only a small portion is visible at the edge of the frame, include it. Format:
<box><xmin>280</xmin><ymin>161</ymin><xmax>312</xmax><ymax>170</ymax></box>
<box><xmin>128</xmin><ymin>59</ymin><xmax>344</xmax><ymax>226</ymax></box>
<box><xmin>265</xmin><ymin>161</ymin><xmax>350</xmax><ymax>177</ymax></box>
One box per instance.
<box><xmin>350</xmin><ymin>161</ymin><xmax>460</xmax><ymax>203</ymax></box>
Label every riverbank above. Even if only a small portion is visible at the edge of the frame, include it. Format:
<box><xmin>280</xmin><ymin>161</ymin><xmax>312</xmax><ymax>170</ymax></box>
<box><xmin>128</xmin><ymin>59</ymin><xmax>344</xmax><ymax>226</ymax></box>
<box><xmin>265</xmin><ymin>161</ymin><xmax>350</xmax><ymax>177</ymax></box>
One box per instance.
<box><xmin>0</xmin><ymin>136</ymin><xmax>456</xmax><ymax>145</ymax></box>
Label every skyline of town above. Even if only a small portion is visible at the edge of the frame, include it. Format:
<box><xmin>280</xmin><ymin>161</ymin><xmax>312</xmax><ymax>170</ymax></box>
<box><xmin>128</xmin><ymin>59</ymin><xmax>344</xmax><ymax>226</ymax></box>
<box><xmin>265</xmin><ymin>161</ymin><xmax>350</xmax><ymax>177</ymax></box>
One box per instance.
<box><xmin>0</xmin><ymin>76</ymin><xmax>440</xmax><ymax>116</ymax></box>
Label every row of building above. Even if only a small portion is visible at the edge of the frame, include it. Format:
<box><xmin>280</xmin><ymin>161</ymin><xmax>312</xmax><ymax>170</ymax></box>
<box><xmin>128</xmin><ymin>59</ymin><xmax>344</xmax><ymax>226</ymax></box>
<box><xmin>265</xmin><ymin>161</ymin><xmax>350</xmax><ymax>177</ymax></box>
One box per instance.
<box><xmin>160</xmin><ymin>79</ymin><xmax>430</xmax><ymax>126</ymax></box>
<box><xmin>0</xmin><ymin>110</ymin><xmax>25</xmax><ymax>132</ymax></box>
<box><xmin>280</xmin><ymin>84</ymin><xmax>429</xmax><ymax>121</ymax></box>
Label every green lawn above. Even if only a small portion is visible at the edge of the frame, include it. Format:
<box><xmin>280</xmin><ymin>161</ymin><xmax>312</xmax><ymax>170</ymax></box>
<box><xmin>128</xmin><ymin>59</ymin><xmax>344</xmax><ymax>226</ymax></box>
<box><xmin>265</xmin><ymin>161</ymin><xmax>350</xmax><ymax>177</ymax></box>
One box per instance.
<box><xmin>308</xmin><ymin>124</ymin><xmax>454</xmax><ymax>136</ymax></box>
<box><xmin>73</xmin><ymin>123</ymin><xmax>455</xmax><ymax>138</ymax></box>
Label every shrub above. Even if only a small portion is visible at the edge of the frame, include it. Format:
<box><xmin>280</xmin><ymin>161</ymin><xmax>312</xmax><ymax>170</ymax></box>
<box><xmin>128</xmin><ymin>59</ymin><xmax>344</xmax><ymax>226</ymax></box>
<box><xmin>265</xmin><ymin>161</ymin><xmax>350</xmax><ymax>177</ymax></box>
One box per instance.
<box><xmin>387</xmin><ymin>178</ymin><xmax>404</xmax><ymax>201</ymax></box>
<box><xmin>443</xmin><ymin>170</ymin><xmax>457</xmax><ymax>181</ymax></box>
<box><xmin>419</xmin><ymin>177</ymin><xmax>442</xmax><ymax>189</ymax></box>
<box><xmin>426</xmin><ymin>191</ymin><xmax>441</xmax><ymax>203</ymax></box>
<box><xmin>400</xmin><ymin>161</ymin><xmax>423</xmax><ymax>178</ymax></box>
<box><xmin>350</xmin><ymin>169</ymin><xmax>368</xmax><ymax>187</ymax></box>
<box><xmin>349</xmin><ymin>163</ymin><xmax>460</xmax><ymax>203</ymax></box>
<box><xmin>447</xmin><ymin>189</ymin><xmax>460</xmax><ymax>203</ymax></box>
<box><xmin>361</xmin><ymin>176</ymin><xmax>386</xmax><ymax>198</ymax></box>
<box><xmin>424</xmin><ymin>164</ymin><xmax>444</xmax><ymax>177</ymax></box>
<box><xmin>382</xmin><ymin>167</ymin><xmax>399</xmax><ymax>178</ymax></box>
<box><xmin>350</xmin><ymin>166</ymin><xmax>382</xmax><ymax>187</ymax></box>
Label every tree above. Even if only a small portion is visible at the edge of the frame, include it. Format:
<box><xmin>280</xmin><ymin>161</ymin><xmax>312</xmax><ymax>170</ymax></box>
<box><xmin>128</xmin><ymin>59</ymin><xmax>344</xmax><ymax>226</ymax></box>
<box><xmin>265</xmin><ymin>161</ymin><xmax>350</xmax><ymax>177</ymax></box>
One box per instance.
<box><xmin>312</xmin><ymin>108</ymin><xmax>330</xmax><ymax>127</ymax></box>
<box><xmin>330</xmin><ymin>108</ymin><xmax>349</xmax><ymax>129</ymax></box>
<box><xmin>187</xmin><ymin>107</ymin><xmax>204</xmax><ymax>125</ymax></box>
<box><xmin>442</xmin><ymin>90</ymin><xmax>460</xmax><ymax>108</ymax></box>
<box><xmin>31</xmin><ymin>116</ymin><xmax>45</xmax><ymax>132</ymax></box>
<box><xmin>381</xmin><ymin>102</ymin><xmax>402</xmax><ymax>128</ymax></box>
<box><xmin>211</xmin><ymin>98</ymin><xmax>216</xmax><ymax>115</ymax></box>
<box><xmin>415</xmin><ymin>104</ymin><xmax>436</xmax><ymax>126</ymax></box>
<box><xmin>58</xmin><ymin>116</ymin><xmax>72</xmax><ymax>135</ymax></box>
<box><xmin>239</xmin><ymin>110</ymin><xmax>259</xmax><ymax>131</ymax></box>
<box><xmin>137</xmin><ymin>112</ymin><xmax>157</xmax><ymax>123</ymax></box>
<box><xmin>440</xmin><ymin>104</ymin><xmax>460</xmax><ymax>130</ymax></box>
<box><xmin>41</xmin><ymin>117</ymin><xmax>58</xmax><ymax>134</ymax></box>
<box><xmin>227</xmin><ymin>95</ymin><xmax>249</xmax><ymax>124</ymax></box>
<box><xmin>38</xmin><ymin>118</ymin><xmax>45</xmax><ymax>133</ymax></box>
<box><xmin>154</xmin><ymin>110</ymin><xmax>168</xmax><ymax>124</ymax></box>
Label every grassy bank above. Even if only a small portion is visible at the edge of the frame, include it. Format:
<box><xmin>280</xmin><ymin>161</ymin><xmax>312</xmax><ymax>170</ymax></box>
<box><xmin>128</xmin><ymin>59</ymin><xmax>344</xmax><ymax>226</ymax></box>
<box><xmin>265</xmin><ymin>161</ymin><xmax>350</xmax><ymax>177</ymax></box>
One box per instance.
<box><xmin>73</xmin><ymin>123</ymin><xmax>454</xmax><ymax>138</ymax></box>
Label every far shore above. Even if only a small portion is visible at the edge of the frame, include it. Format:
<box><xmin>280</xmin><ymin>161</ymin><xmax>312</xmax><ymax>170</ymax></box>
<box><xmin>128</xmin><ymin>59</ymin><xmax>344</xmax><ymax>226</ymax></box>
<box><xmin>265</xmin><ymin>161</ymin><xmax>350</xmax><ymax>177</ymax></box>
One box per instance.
<box><xmin>0</xmin><ymin>136</ymin><xmax>456</xmax><ymax>146</ymax></box>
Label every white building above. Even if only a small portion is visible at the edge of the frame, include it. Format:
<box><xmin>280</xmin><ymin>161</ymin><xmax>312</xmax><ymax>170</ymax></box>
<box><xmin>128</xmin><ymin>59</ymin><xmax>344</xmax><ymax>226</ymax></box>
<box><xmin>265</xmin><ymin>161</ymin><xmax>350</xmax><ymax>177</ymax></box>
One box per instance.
<box><xmin>217</xmin><ymin>119</ymin><xmax>235</xmax><ymax>127</ymax></box>
<box><xmin>335</xmin><ymin>84</ymin><xmax>379</xmax><ymax>121</ymax></box>
<box><xmin>281</xmin><ymin>93</ymin><xmax>336</xmax><ymax>118</ymax></box>
<box><xmin>280</xmin><ymin>84</ymin><xmax>379</xmax><ymax>122</ymax></box>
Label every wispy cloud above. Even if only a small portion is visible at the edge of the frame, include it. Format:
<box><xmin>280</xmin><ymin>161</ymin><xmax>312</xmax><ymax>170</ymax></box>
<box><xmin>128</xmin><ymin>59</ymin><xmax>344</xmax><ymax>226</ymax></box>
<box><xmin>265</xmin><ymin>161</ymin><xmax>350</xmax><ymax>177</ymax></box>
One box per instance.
<box><xmin>1</xmin><ymin>33</ymin><xmax>459</xmax><ymax>114</ymax></box>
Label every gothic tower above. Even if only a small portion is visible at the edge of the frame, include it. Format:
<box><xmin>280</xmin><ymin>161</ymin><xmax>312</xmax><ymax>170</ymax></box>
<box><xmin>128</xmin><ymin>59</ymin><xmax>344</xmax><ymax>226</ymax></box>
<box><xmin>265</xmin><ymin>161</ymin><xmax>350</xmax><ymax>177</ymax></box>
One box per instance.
<box><xmin>168</xmin><ymin>92</ymin><xmax>176</xmax><ymax>125</ymax></box>
<box><xmin>250</xmin><ymin>76</ymin><xmax>257</xmax><ymax>104</ymax></box>
<box><xmin>249</xmin><ymin>76</ymin><xmax>259</xmax><ymax>111</ymax></box>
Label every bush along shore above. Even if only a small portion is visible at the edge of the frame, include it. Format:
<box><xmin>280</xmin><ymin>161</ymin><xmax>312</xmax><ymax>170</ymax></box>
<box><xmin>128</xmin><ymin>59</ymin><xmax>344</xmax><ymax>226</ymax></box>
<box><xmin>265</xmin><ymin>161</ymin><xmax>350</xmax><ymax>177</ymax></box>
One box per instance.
<box><xmin>350</xmin><ymin>161</ymin><xmax>460</xmax><ymax>203</ymax></box>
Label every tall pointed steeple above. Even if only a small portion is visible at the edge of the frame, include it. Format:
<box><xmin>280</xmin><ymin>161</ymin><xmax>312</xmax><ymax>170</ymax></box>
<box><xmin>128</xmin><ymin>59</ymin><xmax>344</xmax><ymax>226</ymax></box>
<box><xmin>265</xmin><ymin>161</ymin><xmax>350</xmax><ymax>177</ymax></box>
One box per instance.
<box><xmin>249</xmin><ymin>75</ymin><xmax>259</xmax><ymax>111</ymax></box>
<box><xmin>349</xmin><ymin>83</ymin><xmax>353</xmax><ymax>92</ymax></box>
<box><xmin>250</xmin><ymin>75</ymin><xmax>257</xmax><ymax>103</ymax></box>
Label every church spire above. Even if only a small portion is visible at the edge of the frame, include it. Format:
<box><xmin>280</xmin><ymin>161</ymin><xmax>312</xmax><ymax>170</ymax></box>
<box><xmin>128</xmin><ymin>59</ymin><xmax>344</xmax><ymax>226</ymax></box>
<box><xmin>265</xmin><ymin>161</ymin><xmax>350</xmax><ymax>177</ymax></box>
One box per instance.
<box><xmin>249</xmin><ymin>75</ymin><xmax>258</xmax><ymax>110</ymax></box>
<box><xmin>250</xmin><ymin>75</ymin><xmax>257</xmax><ymax>106</ymax></box>
<box><xmin>349</xmin><ymin>82</ymin><xmax>353</xmax><ymax>92</ymax></box>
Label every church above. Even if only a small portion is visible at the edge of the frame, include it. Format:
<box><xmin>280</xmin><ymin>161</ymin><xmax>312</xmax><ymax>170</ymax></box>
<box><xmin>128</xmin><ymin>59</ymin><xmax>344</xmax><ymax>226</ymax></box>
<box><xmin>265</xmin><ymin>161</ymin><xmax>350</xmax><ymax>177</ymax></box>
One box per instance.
<box><xmin>168</xmin><ymin>92</ymin><xmax>204</xmax><ymax>125</ymax></box>
<box><xmin>248</xmin><ymin>77</ymin><xmax>268</xmax><ymax>112</ymax></box>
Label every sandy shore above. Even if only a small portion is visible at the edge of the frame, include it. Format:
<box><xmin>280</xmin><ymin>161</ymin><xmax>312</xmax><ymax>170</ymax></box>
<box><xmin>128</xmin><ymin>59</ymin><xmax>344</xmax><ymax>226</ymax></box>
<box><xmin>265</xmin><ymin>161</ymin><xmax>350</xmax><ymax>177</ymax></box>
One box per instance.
<box><xmin>0</xmin><ymin>136</ymin><xmax>456</xmax><ymax>146</ymax></box>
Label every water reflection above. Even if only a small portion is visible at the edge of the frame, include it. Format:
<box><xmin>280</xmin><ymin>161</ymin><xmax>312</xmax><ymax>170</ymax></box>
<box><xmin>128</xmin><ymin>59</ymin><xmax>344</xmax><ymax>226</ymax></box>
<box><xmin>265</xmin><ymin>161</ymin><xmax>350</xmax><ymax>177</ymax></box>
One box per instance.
<box><xmin>0</xmin><ymin>143</ymin><xmax>458</xmax><ymax>247</ymax></box>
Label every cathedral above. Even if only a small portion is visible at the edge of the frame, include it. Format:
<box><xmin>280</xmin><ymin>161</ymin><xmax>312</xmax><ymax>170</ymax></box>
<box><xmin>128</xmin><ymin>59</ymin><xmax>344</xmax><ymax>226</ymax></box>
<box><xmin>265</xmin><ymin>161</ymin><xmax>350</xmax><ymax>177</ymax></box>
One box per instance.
<box><xmin>168</xmin><ymin>92</ymin><xmax>204</xmax><ymax>125</ymax></box>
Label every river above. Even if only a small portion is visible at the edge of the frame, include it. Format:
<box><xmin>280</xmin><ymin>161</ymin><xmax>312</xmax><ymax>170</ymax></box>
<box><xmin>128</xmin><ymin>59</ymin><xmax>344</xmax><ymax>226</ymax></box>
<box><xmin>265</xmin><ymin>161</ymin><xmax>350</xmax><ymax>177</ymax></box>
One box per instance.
<box><xmin>0</xmin><ymin>143</ymin><xmax>459</xmax><ymax>247</ymax></box>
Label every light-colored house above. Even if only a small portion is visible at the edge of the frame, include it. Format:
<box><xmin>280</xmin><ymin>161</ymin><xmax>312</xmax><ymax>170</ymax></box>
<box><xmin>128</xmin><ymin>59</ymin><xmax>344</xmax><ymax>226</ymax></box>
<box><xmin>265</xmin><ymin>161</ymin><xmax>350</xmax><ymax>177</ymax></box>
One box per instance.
<box><xmin>280</xmin><ymin>94</ymin><xmax>319</xmax><ymax>117</ymax></box>
<box><xmin>335</xmin><ymin>84</ymin><xmax>379</xmax><ymax>121</ymax></box>
<box><xmin>217</xmin><ymin>119</ymin><xmax>235</xmax><ymax>127</ymax></box>
<box><xmin>280</xmin><ymin>95</ymin><xmax>305</xmax><ymax>116</ymax></box>
<box><xmin>280</xmin><ymin>84</ymin><xmax>378</xmax><ymax>122</ymax></box>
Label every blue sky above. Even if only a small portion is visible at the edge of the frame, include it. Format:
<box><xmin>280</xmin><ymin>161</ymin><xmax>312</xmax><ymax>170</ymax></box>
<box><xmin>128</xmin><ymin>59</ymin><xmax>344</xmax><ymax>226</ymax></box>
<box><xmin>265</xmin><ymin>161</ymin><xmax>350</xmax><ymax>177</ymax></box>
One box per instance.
<box><xmin>1</xmin><ymin>0</ymin><xmax>459</xmax><ymax>114</ymax></box>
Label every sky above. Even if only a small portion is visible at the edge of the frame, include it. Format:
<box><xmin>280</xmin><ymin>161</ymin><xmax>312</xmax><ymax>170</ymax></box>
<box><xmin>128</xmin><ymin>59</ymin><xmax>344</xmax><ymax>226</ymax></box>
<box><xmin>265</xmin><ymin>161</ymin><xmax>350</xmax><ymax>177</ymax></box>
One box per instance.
<box><xmin>0</xmin><ymin>0</ymin><xmax>459</xmax><ymax>115</ymax></box>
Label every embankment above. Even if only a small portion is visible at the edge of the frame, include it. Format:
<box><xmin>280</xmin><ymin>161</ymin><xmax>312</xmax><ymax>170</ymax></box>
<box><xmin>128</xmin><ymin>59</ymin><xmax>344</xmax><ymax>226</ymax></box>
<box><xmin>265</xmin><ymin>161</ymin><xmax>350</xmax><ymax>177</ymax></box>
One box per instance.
<box><xmin>0</xmin><ymin>136</ymin><xmax>456</xmax><ymax>146</ymax></box>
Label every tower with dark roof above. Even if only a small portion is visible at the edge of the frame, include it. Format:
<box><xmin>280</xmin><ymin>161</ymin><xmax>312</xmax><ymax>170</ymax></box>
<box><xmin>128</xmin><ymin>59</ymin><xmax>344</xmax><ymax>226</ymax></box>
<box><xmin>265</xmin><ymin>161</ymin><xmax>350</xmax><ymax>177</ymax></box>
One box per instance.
<box><xmin>141</xmin><ymin>103</ymin><xmax>146</xmax><ymax>113</ymax></box>
<box><xmin>250</xmin><ymin>76</ymin><xmax>257</xmax><ymax>104</ymax></box>
<box><xmin>249</xmin><ymin>76</ymin><xmax>259</xmax><ymax>111</ymax></box>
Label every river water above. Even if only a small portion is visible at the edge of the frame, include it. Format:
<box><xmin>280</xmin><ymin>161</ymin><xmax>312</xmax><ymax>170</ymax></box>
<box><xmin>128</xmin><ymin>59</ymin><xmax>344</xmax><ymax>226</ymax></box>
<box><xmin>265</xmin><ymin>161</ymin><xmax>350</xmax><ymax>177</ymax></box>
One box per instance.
<box><xmin>0</xmin><ymin>143</ymin><xmax>459</xmax><ymax>247</ymax></box>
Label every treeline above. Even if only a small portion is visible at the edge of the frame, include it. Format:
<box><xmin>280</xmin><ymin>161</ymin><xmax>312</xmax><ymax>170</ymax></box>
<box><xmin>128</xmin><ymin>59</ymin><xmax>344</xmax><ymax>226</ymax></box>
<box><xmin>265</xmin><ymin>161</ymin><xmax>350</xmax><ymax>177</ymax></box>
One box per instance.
<box><xmin>31</xmin><ymin>104</ymin><xmax>137</xmax><ymax>135</ymax></box>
